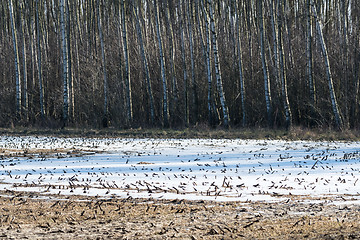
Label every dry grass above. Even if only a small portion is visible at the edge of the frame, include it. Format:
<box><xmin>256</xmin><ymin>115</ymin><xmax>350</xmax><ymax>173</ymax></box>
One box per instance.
<box><xmin>0</xmin><ymin>147</ymin><xmax>94</xmax><ymax>160</ymax></box>
<box><xmin>0</xmin><ymin>191</ymin><xmax>359</xmax><ymax>239</ymax></box>
<box><xmin>1</xmin><ymin>126</ymin><xmax>360</xmax><ymax>141</ymax></box>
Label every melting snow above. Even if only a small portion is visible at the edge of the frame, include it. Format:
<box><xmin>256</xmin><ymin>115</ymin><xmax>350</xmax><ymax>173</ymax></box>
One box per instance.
<box><xmin>0</xmin><ymin>136</ymin><xmax>359</xmax><ymax>202</ymax></box>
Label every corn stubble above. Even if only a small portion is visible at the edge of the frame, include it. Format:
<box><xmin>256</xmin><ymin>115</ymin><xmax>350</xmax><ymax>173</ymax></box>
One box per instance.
<box><xmin>0</xmin><ymin>192</ymin><xmax>359</xmax><ymax>239</ymax></box>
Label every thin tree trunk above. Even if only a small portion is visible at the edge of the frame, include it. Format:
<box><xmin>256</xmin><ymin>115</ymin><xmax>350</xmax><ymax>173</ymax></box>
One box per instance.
<box><xmin>208</xmin><ymin>0</ymin><xmax>230</xmax><ymax>128</ymax></box>
<box><xmin>229</xmin><ymin>1</ymin><xmax>237</xmax><ymax>82</ymax></box>
<box><xmin>96</xmin><ymin>0</ymin><xmax>108</xmax><ymax>127</ymax></box>
<box><xmin>341</xmin><ymin>0</ymin><xmax>349</xmax><ymax>127</ymax></box>
<box><xmin>351</xmin><ymin>1</ymin><xmax>359</xmax><ymax>125</ymax></box>
<box><xmin>28</xmin><ymin>15</ymin><xmax>36</xmax><ymax>117</ymax></box>
<box><xmin>278</xmin><ymin>0</ymin><xmax>292</xmax><ymax>129</ymax></box>
<box><xmin>70</xmin><ymin>0</ymin><xmax>79</xmax><ymax>122</ymax></box>
<box><xmin>8</xmin><ymin>0</ymin><xmax>22</xmax><ymax>118</ymax></box>
<box><xmin>20</xmin><ymin>0</ymin><xmax>28</xmax><ymax>121</ymax></box>
<box><xmin>198</xmin><ymin>0</ymin><xmax>215</xmax><ymax>127</ymax></box>
<box><xmin>307</xmin><ymin>0</ymin><xmax>315</xmax><ymax>105</ymax></box>
<box><xmin>36</xmin><ymin>0</ymin><xmax>45</xmax><ymax>119</ymax></box>
<box><xmin>164</xmin><ymin>2</ymin><xmax>178</xmax><ymax>125</ymax></box>
<box><xmin>258</xmin><ymin>0</ymin><xmax>273</xmax><ymax>127</ymax></box>
<box><xmin>186</xmin><ymin>0</ymin><xmax>198</xmax><ymax>124</ymax></box>
<box><xmin>120</xmin><ymin>0</ymin><xmax>133</xmax><ymax>126</ymax></box>
<box><xmin>354</xmin><ymin>32</ymin><xmax>360</xmax><ymax>124</ymax></box>
<box><xmin>179</xmin><ymin>0</ymin><xmax>189</xmax><ymax>127</ymax></box>
<box><xmin>269</xmin><ymin>0</ymin><xmax>280</xmax><ymax>89</ymax></box>
<box><xmin>245</xmin><ymin>0</ymin><xmax>254</xmax><ymax>90</ymax></box>
<box><xmin>310</xmin><ymin>0</ymin><xmax>343</xmax><ymax>129</ymax></box>
<box><xmin>235</xmin><ymin>1</ymin><xmax>246</xmax><ymax>127</ymax></box>
<box><xmin>75</xmin><ymin>1</ymin><xmax>83</xmax><ymax>45</ymax></box>
<box><xmin>60</xmin><ymin>0</ymin><xmax>69</xmax><ymax>125</ymax></box>
<box><xmin>154</xmin><ymin>0</ymin><xmax>169</xmax><ymax>128</ymax></box>
<box><xmin>66</xmin><ymin>0</ymin><xmax>74</xmax><ymax>122</ymax></box>
<box><xmin>133</xmin><ymin>1</ymin><xmax>155</xmax><ymax>125</ymax></box>
<box><xmin>282</xmin><ymin>1</ymin><xmax>295</xmax><ymax>69</ymax></box>
<box><xmin>205</xmin><ymin>1</ymin><xmax>216</xmax><ymax>126</ymax></box>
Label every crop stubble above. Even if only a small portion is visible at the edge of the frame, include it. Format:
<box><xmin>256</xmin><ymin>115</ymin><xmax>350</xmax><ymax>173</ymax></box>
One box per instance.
<box><xmin>0</xmin><ymin>191</ymin><xmax>359</xmax><ymax>239</ymax></box>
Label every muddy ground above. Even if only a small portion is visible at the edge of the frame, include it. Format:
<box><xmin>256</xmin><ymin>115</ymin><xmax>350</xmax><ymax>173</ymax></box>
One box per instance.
<box><xmin>0</xmin><ymin>191</ymin><xmax>359</xmax><ymax>239</ymax></box>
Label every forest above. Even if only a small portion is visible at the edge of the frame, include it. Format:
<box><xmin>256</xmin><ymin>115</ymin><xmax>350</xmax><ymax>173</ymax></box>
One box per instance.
<box><xmin>1</xmin><ymin>0</ymin><xmax>359</xmax><ymax>130</ymax></box>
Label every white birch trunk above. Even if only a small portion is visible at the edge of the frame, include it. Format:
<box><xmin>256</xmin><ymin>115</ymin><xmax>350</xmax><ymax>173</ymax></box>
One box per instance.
<box><xmin>179</xmin><ymin>0</ymin><xmax>189</xmax><ymax>127</ymax></box>
<box><xmin>96</xmin><ymin>0</ymin><xmax>108</xmax><ymax>127</ymax></box>
<box><xmin>164</xmin><ymin>5</ymin><xmax>178</xmax><ymax>124</ymax></box>
<box><xmin>278</xmin><ymin>0</ymin><xmax>292</xmax><ymax>129</ymax></box>
<box><xmin>120</xmin><ymin>0</ymin><xmax>133</xmax><ymax>125</ymax></box>
<box><xmin>66</xmin><ymin>0</ymin><xmax>74</xmax><ymax>122</ymax></box>
<box><xmin>133</xmin><ymin>2</ymin><xmax>155</xmax><ymax>125</ymax></box>
<box><xmin>307</xmin><ymin>0</ymin><xmax>315</xmax><ymax>105</ymax></box>
<box><xmin>340</xmin><ymin>0</ymin><xmax>349</xmax><ymax>126</ymax></box>
<box><xmin>198</xmin><ymin>0</ymin><xmax>214</xmax><ymax>126</ymax></box>
<box><xmin>208</xmin><ymin>0</ymin><xmax>230</xmax><ymax>128</ymax></box>
<box><xmin>154</xmin><ymin>0</ymin><xmax>169</xmax><ymax>127</ymax></box>
<box><xmin>20</xmin><ymin>1</ymin><xmax>28</xmax><ymax>120</ymax></box>
<box><xmin>186</xmin><ymin>0</ymin><xmax>198</xmax><ymax>124</ymax></box>
<box><xmin>205</xmin><ymin>6</ymin><xmax>216</xmax><ymax>126</ymax></box>
<box><xmin>8</xmin><ymin>0</ymin><xmax>22</xmax><ymax>118</ymax></box>
<box><xmin>36</xmin><ymin>0</ymin><xmax>45</xmax><ymax>119</ymax></box>
<box><xmin>258</xmin><ymin>0</ymin><xmax>273</xmax><ymax>127</ymax></box>
<box><xmin>269</xmin><ymin>0</ymin><xmax>280</xmax><ymax>90</ymax></box>
<box><xmin>70</xmin><ymin>0</ymin><xmax>79</xmax><ymax>121</ymax></box>
<box><xmin>235</xmin><ymin>1</ymin><xmax>246</xmax><ymax>127</ymax></box>
<box><xmin>60</xmin><ymin>0</ymin><xmax>69</xmax><ymax>124</ymax></box>
<box><xmin>310</xmin><ymin>0</ymin><xmax>343</xmax><ymax>129</ymax></box>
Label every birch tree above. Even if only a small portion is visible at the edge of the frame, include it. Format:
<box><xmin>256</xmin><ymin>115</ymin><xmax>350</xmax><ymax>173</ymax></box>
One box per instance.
<box><xmin>179</xmin><ymin>0</ymin><xmax>189</xmax><ymax>127</ymax></box>
<box><xmin>120</xmin><ymin>0</ymin><xmax>133</xmax><ymax>125</ymax></box>
<box><xmin>96</xmin><ymin>0</ymin><xmax>108</xmax><ymax>127</ymax></box>
<box><xmin>0</xmin><ymin>0</ymin><xmax>359</xmax><ymax>129</ymax></box>
<box><xmin>269</xmin><ymin>0</ymin><xmax>280</xmax><ymax>93</ymax></box>
<box><xmin>340</xmin><ymin>0</ymin><xmax>349</xmax><ymax>126</ymax></box>
<box><xmin>154</xmin><ymin>0</ymin><xmax>169</xmax><ymax>127</ymax></box>
<box><xmin>198</xmin><ymin>0</ymin><xmax>216</xmax><ymax>127</ymax></box>
<box><xmin>208</xmin><ymin>0</ymin><xmax>230</xmax><ymax>128</ymax></box>
<box><xmin>235</xmin><ymin>0</ymin><xmax>246</xmax><ymax>127</ymax></box>
<box><xmin>164</xmin><ymin>2</ymin><xmax>178</xmax><ymax>125</ymax></box>
<box><xmin>60</xmin><ymin>0</ymin><xmax>69</xmax><ymax>124</ymax></box>
<box><xmin>307</xmin><ymin>0</ymin><xmax>315</xmax><ymax>105</ymax></box>
<box><xmin>8</xmin><ymin>0</ymin><xmax>22</xmax><ymax>118</ymax></box>
<box><xmin>277</xmin><ymin>0</ymin><xmax>292</xmax><ymax>129</ymax></box>
<box><xmin>66</xmin><ymin>0</ymin><xmax>75</xmax><ymax>122</ymax></box>
<box><xmin>36</xmin><ymin>0</ymin><xmax>45</xmax><ymax>119</ymax></box>
<box><xmin>19</xmin><ymin>0</ymin><xmax>28</xmax><ymax>120</ymax></box>
<box><xmin>133</xmin><ymin>0</ymin><xmax>155</xmax><ymax>125</ymax></box>
<box><xmin>186</xmin><ymin>0</ymin><xmax>198</xmax><ymax>124</ymax></box>
<box><xmin>258</xmin><ymin>0</ymin><xmax>273</xmax><ymax>127</ymax></box>
<box><xmin>310</xmin><ymin>0</ymin><xmax>343</xmax><ymax>129</ymax></box>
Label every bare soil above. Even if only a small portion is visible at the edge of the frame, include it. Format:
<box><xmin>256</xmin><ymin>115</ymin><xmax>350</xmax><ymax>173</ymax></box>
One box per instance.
<box><xmin>1</xmin><ymin>191</ymin><xmax>359</xmax><ymax>239</ymax></box>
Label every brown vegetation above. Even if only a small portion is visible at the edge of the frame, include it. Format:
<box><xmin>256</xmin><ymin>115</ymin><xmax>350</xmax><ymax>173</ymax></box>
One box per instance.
<box><xmin>0</xmin><ymin>191</ymin><xmax>359</xmax><ymax>239</ymax></box>
<box><xmin>1</xmin><ymin>126</ymin><xmax>360</xmax><ymax>142</ymax></box>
